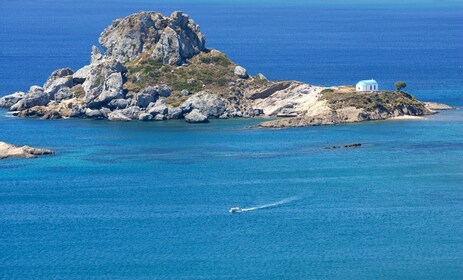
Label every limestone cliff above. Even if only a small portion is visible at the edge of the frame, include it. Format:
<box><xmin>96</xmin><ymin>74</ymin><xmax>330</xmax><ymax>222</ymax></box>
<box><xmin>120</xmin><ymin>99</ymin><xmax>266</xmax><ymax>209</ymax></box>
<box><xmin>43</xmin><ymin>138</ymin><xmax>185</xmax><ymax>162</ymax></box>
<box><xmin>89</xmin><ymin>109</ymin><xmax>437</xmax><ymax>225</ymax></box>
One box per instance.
<box><xmin>0</xmin><ymin>10</ymin><xmax>452</xmax><ymax>128</ymax></box>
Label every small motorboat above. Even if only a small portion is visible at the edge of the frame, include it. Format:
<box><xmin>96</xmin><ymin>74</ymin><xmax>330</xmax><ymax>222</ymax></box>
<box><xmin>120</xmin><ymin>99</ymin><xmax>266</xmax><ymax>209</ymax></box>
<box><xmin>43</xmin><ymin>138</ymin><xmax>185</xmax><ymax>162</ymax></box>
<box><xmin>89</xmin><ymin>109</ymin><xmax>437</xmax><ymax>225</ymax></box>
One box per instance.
<box><xmin>229</xmin><ymin>206</ymin><xmax>242</xmax><ymax>213</ymax></box>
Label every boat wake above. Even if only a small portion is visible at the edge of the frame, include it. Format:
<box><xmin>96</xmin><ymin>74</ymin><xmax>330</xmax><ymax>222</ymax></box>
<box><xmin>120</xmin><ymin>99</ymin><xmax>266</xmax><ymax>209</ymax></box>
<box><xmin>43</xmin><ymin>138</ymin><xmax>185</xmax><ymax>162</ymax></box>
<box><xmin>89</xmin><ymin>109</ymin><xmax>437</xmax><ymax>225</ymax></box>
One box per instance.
<box><xmin>230</xmin><ymin>196</ymin><xmax>299</xmax><ymax>213</ymax></box>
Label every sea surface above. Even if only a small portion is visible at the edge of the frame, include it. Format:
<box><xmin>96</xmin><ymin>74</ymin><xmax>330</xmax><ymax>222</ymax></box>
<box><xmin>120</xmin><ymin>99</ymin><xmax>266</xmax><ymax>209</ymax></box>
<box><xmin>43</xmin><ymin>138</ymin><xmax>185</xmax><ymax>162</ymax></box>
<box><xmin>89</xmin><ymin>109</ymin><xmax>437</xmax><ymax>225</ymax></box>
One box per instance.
<box><xmin>0</xmin><ymin>1</ymin><xmax>462</xmax><ymax>279</ymax></box>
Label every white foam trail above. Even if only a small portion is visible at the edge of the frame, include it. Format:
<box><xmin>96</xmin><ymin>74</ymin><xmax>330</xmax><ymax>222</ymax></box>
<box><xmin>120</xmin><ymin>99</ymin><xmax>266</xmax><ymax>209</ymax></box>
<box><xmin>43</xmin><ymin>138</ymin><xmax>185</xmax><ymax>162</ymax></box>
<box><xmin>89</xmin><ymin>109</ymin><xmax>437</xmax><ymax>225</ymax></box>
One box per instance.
<box><xmin>238</xmin><ymin>196</ymin><xmax>299</xmax><ymax>212</ymax></box>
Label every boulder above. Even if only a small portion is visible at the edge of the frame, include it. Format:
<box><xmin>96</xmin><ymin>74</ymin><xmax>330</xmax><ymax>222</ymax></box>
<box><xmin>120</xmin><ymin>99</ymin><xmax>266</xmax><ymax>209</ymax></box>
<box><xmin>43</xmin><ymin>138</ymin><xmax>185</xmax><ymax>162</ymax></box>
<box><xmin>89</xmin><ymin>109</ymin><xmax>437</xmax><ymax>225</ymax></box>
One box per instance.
<box><xmin>154</xmin><ymin>114</ymin><xmax>166</xmax><ymax>121</ymax></box>
<box><xmin>147</xmin><ymin>100</ymin><xmax>168</xmax><ymax>116</ymax></box>
<box><xmin>0</xmin><ymin>92</ymin><xmax>25</xmax><ymax>107</ymax></box>
<box><xmin>108</xmin><ymin>98</ymin><xmax>130</xmax><ymax>110</ymax></box>
<box><xmin>85</xmin><ymin>108</ymin><xmax>104</xmax><ymax>119</ymax></box>
<box><xmin>108</xmin><ymin>110</ymin><xmax>131</xmax><ymax>121</ymax></box>
<box><xmin>99</xmin><ymin>11</ymin><xmax>206</xmax><ymax>65</ymax></box>
<box><xmin>234</xmin><ymin>66</ymin><xmax>249</xmax><ymax>79</ymax></box>
<box><xmin>158</xmin><ymin>84</ymin><xmax>172</xmax><ymax>97</ymax></box>
<box><xmin>121</xmin><ymin>106</ymin><xmax>141</xmax><ymax>119</ymax></box>
<box><xmin>99</xmin><ymin>107</ymin><xmax>111</xmax><ymax>118</ymax></box>
<box><xmin>139</xmin><ymin>113</ymin><xmax>153</xmax><ymax>121</ymax></box>
<box><xmin>180</xmin><ymin>92</ymin><xmax>227</xmax><ymax>118</ymax></box>
<box><xmin>167</xmin><ymin>106</ymin><xmax>183</xmax><ymax>119</ymax></box>
<box><xmin>137</xmin><ymin>86</ymin><xmax>159</xmax><ymax>108</ymax></box>
<box><xmin>185</xmin><ymin>109</ymin><xmax>209</xmax><ymax>123</ymax></box>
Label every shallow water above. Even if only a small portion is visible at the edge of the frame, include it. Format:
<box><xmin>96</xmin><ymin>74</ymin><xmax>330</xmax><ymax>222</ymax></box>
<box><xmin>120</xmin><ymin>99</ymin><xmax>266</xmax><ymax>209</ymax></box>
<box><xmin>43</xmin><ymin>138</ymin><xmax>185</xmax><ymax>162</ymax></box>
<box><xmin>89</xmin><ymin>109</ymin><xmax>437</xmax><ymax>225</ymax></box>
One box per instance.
<box><xmin>0</xmin><ymin>1</ymin><xmax>462</xmax><ymax>279</ymax></box>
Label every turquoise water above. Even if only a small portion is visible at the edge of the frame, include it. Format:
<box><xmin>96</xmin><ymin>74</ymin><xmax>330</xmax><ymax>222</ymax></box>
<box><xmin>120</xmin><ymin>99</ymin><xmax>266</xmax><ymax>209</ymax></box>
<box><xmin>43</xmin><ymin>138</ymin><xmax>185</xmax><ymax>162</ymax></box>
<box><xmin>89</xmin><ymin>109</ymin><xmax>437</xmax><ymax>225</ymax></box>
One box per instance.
<box><xmin>1</xmin><ymin>1</ymin><xmax>463</xmax><ymax>279</ymax></box>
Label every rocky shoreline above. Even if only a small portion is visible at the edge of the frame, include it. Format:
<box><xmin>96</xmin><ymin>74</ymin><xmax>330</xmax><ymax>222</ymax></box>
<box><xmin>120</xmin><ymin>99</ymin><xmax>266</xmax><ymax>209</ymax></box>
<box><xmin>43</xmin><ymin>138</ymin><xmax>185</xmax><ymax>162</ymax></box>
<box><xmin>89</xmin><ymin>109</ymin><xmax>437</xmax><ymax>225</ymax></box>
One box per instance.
<box><xmin>0</xmin><ymin>142</ymin><xmax>54</xmax><ymax>159</ymax></box>
<box><xmin>0</xmin><ymin>11</ymin><xmax>455</xmax><ymax>128</ymax></box>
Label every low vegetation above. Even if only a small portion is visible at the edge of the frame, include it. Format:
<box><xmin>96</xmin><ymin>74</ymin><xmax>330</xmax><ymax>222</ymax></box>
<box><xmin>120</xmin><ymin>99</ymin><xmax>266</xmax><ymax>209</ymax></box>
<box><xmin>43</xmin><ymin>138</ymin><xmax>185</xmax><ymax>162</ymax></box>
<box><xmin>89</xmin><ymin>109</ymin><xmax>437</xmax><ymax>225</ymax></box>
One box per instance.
<box><xmin>320</xmin><ymin>86</ymin><xmax>424</xmax><ymax>112</ymax></box>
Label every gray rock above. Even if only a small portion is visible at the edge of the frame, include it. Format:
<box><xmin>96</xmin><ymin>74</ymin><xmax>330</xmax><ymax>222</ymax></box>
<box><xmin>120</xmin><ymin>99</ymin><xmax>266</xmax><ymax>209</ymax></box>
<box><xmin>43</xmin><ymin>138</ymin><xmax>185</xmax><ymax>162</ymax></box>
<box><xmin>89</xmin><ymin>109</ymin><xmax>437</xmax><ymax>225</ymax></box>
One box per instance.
<box><xmin>137</xmin><ymin>86</ymin><xmax>159</xmax><ymax>108</ymax></box>
<box><xmin>234</xmin><ymin>66</ymin><xmax>249</xmax><ymax>79</ymax></box>
<box><xmin>73</xmin><ymin>65</ymin><xmax>91</xmax><ymax>84</ymax></box>
<box><xmin>147</xmin><ymin>100</ymin><xmax>168</xmax><ymax>116</ymax></box>
<box><xmin>180</xmin><ymin>92</ymin><xmax>227</xmax><ymax>118</ymax></box>
<box><xmin>139</xmin><ymin>113</ymin><xmax>153</xmax><ymax>121</ymax></box>
<box><xmin>154</xmin><ymin>114</ymin><xmax>166</xmax><ymax>121</ymax></box>
<box><xmin>181</xmin><ymin>89</ymin><xmax>190</xmax><ymax>96</ymax></box>
<box><xmin>10</xmin><ymin>86</ymin><xmax>51</xmax><ymax>111</ymax></box>
<box><xmin>85</xmin><ymin>108</ymin><xmax>103</xmax><ymax>119</ymax></box>
<box><xmin>99</xmin><ymin>11</ymin><xmax>206</xmax><ymax>64</ymax></box>
<box><xmin>99</xmin><ymin>107</ymin><xmax>111</xmax><ymax>118</ymax></box>
<box><xmin>91</xmin><ymin>45</ymin><xmax>103</xmax><ymax>64</ymax></box>
<box><xmin>185</xmin><ymin>109</ymin><xmax>208</xmax><ymax>123</ymax></box>
<box><xmin>158</xmin><ymin>84</ymin><xmax>171</xmax><ymax>97</ymax></box>
<box><xmin>121</xmin><ymin>106</ymin><xmax>141</xmax><ymax>119</ymax></box>
<box><xmin>0</xmin><ymin>92</ymin><xmax>25</xmax><ymax>107</ymax></box>
<box><xmin>43</xmin><ymin>68</ymin><xmax>74</xmax><ymax>96</ymax></box>
<box><xmin>108</xmin><ymin>98</ymin><xmax>130</xmax><ymax>110</ymax></box>
<box><xmin>86</xmin><ymin>72</ymin><xmax>124</xmax><ymax>108</ymax></box>
<box><xmin>168</xmin><ymin>107</ymin><xmax>183</xmax><ymax>119</ymax></box>
<box><xmin>54</xmin><ymin>88</ymin><xmax>75</xmax><ymax>102</ymax></box>
<box><xmin>108</xmin><ymin>110</ymin><xmax>131</xmax><ymax>121</ymax></box>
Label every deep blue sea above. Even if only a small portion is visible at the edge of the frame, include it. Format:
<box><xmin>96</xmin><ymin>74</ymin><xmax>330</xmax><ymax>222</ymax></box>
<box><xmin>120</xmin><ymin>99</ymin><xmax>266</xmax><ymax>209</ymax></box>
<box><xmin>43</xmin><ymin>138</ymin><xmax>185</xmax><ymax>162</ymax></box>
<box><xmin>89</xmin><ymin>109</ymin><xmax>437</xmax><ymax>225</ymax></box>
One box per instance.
<box><xmin>0</xmin><ymin>1</ymin><xmax>462</xmax><ymax>279</ymax></box>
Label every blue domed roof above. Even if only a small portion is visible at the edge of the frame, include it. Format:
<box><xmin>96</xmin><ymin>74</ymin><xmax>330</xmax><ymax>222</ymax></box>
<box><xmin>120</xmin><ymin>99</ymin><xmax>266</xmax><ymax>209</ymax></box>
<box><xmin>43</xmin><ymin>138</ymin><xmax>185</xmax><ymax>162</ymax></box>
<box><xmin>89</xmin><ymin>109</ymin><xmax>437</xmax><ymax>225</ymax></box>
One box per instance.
<box><xmin>357</xmin><ymin>79</ymin><xmax>378</xmax><ymax>85</ymax></box>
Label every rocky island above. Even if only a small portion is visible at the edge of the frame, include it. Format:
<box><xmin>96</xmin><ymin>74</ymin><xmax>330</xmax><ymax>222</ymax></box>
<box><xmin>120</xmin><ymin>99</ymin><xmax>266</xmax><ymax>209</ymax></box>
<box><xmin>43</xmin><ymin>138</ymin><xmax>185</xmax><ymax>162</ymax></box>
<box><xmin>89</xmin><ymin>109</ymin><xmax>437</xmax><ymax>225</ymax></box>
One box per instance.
<box><xmin>0</xmin><ymin>11</ymin><xmax>454</xmax><ymax>127</ymax></box>
<box><xmin>0</xmin><ymin>142</ymin><xmax>54</xmax><ymax>159</ymax></box>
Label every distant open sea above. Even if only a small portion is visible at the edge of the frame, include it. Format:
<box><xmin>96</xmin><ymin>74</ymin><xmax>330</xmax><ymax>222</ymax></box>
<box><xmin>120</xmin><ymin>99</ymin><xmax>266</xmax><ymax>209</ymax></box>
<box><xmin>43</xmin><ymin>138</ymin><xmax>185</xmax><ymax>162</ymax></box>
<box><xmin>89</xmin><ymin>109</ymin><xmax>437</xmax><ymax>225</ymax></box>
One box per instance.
<box><xmin>0</xmin><ymin>1</ymin><xmax>462</xmax><ymax>279</ymax></box>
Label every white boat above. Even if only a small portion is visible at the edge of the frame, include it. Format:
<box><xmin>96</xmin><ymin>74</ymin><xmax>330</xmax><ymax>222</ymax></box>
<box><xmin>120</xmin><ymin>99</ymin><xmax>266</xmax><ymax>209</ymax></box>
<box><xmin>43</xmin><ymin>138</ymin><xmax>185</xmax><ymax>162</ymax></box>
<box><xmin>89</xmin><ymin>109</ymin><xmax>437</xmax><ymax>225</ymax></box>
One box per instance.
<box><xmin>229</xmin><ymin>207</ymin><xmax>242</xmax><ymax>213</ymax></box>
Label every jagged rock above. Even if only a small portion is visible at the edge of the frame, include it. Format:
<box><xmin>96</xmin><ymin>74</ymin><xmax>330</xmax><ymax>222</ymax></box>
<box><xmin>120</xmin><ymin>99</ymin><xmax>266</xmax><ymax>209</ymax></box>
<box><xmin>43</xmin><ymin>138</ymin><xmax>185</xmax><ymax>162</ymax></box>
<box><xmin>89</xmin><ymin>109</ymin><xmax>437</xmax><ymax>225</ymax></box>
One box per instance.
<box><xmin>73</xmin><ymin>65</ymin><xmax>91</xmax><ymax>84</ymax></box>
<box><xmin>185</xmin><ymin>109</ymin><xmax>208</xmax><ymax>123</ymax></box>
<box><xmin>136</xmin><ymin>86</ymin><xmax>159</xmax><ymax>108</ymax></box>
<box><xmin>43</xmin><ymin>68</ymin><xmax>74</xmax><ymax>96</ymax></box>
<box><xmin>85</xmin><ymin>108</ymin><xmax>104</xmax><ymax>119</ymax></box>
<box><xmin>0</xmin><ymin>141</ymin><xmax>54</xmax><ymax>159</ymax></box>
<box><xmin>0</xmin><ymin>92</ymin><xmax>25</xmax><ymax>107</ymax></box>
<box><xmin>180</xmin><ymin>92</ymin><xmax>227</xmax><ymax>118</ymax></box>
<box><xmin>99</xmin><ymin>11</ymin><xmax>206</xmax><ymax>65</ymax></box>
<box><xmin>91</xmin><ymin>46</ymin><xmax>103</xmax><ymax>64</ymax></box>
<box><xmin>85</xmin><ymin>72</ymin><xmax>124</xmax><ymax>108</ymax></box>
<box><xmin>139</xmin><ymin>113</ymin><xmax>153</xmax><ymax>121</ymax></box>
<box><xmin>108</xmin><ymin>110</ymin><xmax>131</xmax><ymax>121</ymax></box>
<box><xmin>10</xmin><ymin>86</ymin><xmax>51</xmax><ymax>111</ymax></box>
<box><xmin>108</xmin><ymin>98</ymin><xmax>130</xmax><ymax>110</ymax></box>
<box><xmin>54</xmin><ymin>88</ymin><xmax>75</xmax><ymax>102</ymax></box>
<box><xmin>234</xmin><ymin>66</ymin><xmax>249</xmax><ymax>79</ymax></box>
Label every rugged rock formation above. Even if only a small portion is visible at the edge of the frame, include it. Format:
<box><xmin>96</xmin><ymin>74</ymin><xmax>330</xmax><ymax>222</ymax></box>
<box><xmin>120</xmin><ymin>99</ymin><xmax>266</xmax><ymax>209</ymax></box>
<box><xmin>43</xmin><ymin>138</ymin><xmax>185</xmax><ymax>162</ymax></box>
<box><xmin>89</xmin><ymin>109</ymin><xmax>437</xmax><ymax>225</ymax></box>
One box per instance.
<box><xmin>0</xmin><ymin>142</ymin><xmax>54</xmax><ymax>159</ymax></box>
<box><xmin>0</xmin><ymin>10</ymin><xmax>454</xmax><ymax>128</ymax></box>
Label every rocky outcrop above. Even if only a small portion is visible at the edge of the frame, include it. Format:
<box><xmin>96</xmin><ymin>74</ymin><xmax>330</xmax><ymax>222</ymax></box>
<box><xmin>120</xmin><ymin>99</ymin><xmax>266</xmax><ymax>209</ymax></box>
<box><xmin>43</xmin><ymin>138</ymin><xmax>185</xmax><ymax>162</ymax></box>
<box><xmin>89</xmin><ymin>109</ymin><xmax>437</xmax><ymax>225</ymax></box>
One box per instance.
<box><xmin>424</xmin><ymin>102</ymin><xmax>455</xmax><ymax>111</ymax></box>
<box><xmin>99</xmin><ymin>11</ymin><xmax>206</xmax><ymax>64</ymax></box>
<box><xmin>0</xmin><ymin>92</ymin><xmax>25</xmax><ymax>107</ymax></box>
<box><xmin>0</xmin><ymin>141</ymin><xmax>54</xmax><ymax>159</ymax></box>
<box><xmin>0</xmin><ymin>10</ymin><xmax>454</xmax><ymax>128</ymax></box>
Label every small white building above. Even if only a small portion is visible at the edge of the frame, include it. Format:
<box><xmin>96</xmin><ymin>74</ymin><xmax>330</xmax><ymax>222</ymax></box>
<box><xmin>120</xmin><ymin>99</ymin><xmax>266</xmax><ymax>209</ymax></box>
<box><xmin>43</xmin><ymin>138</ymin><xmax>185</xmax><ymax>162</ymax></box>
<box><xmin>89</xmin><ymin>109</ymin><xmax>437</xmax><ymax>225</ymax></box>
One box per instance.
<box><xmin>356</xmin><ymin>79</ymin><xmax>378</xmax><ymax>92</ymax></box>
